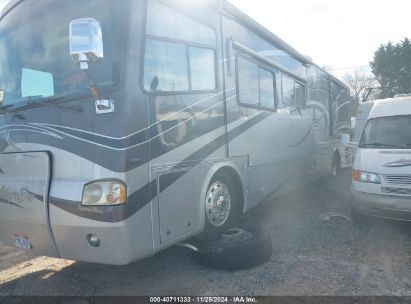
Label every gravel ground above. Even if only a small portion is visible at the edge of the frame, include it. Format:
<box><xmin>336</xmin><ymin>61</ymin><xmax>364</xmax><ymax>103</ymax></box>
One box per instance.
<box><xmin>0</xmin><ymin>171</ymin><xmax>410</xmax><ymax>296</ymax></box>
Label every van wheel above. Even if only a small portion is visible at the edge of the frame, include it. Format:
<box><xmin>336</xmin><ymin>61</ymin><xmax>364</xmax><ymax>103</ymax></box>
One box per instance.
<box><xmin>193</xmin><ymin>227</ymin><xmax>272</xmax><ymax>270</ymax></box>
<box><xmin>331</xmin><ymin>153</ymin><xmax>341</xmax><ymax>177</ymax></box>
<box><xmin>202</xmin><ymin>173</ymin><xmax>240</xmax><ymax>240</ymax></box>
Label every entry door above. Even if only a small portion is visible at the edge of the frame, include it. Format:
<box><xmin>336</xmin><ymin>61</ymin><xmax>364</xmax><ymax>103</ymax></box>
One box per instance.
<box><xmin>0</xmin><ymin>152</ymin><xmax>58</xmax><ymax>256</ymax></box>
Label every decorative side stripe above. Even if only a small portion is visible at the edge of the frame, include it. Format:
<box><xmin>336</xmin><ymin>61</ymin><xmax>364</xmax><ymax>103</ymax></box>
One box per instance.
<box><xmin>50</xmin><ymin>112</ymin><xmax>271</xmax><ymax>223</ymax></box>
<box><xmin>0</xmin><ymin>198</ymin><xmax>24</xmax><ymax>209</ymax></box>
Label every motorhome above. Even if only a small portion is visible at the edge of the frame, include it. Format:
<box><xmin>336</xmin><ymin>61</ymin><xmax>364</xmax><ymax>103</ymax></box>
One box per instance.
<box><xmin>0</xmin><ymin>0</ymin><xmax>351</xmax><ymax>265</ymax></box>
<box><xmin>351</xmin><ymin>96</ymin><xmax>411</xmax><ymax>221</ymax></box>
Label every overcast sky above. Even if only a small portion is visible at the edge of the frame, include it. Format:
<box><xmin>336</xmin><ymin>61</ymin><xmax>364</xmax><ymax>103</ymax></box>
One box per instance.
<box><xmin>1</xmin><ymin>0</ymin><xmax>410</xmax><ymax>80</ymax></box>
<box><xmin>229</xmin><ymin>0</ymin><xmax>411</xmax><ymax>79</ymax></box>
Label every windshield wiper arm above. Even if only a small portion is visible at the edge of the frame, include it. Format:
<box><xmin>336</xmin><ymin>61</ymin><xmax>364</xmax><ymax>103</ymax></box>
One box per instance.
<box><xmin>0</xmin><ymin>104</ymin><xmax>15</xmax><ymax>111</ymax></box>
<box><xmin>26</xmin><ymin>95</ymin><xmax>65</xmax><ymax>106</ymax></box>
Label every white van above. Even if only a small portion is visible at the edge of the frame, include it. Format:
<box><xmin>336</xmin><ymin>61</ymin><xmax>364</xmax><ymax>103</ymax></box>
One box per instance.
<box><xmin>351</xmin><ymin>96</ymin><xmax>411</xmax><ymax>221</ymax></box>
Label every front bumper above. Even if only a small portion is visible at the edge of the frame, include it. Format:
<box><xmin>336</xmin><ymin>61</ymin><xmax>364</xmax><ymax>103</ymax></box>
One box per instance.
<box><xmin>351</xmin><ymin>190</ymin><xmax>411</xmax><ymax>221</ymax></box>
<box><xmin>49</xmin><ymin>202</ymin><xmax>155</xmax><ymax>265</ymax></box>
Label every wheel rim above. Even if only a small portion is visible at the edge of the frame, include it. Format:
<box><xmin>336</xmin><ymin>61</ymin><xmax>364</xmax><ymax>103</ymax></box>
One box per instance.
<box><xmin>206</xmin><ymin>181</ymin><xmax>231</xmax><ymax>227</ymax></box>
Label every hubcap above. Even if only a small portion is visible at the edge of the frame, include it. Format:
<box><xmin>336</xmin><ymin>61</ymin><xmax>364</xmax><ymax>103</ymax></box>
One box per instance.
<box><xmin>206</xmin><ymin>181</ymin><xmax>231</xmax><ymax>227</ymax></box>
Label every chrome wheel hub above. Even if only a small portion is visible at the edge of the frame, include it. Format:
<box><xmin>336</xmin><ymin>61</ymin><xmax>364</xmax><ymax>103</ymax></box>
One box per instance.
<box><xmin>206</xmin><ymin>181</ymin><xmax>231</xmax><ymax>227</ymax></box>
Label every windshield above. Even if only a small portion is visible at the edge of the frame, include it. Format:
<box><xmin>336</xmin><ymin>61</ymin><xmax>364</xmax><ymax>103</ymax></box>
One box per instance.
<box><xmin>359</xmin><ymin>115</ymin><xmax>411</xmax><ymax>149</ymax></box>
<box><xmin>0</xmin><ymin>0</ymin><xmax>124</xmax><ymax>108</ymax></box>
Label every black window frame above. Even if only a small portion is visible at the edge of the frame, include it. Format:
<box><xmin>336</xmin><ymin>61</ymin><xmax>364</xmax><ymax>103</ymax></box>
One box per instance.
<box><xmin>281</xmin><ymin>74</ymin><xmax>306</xmax><ymax>108</ymax></box>
<box><xmin>141</xmin><ymin>0</ymin><xmax>219</xmax><ymax>96</ymax></box>
<box><xmin>295</xmin><ymin>81</ymin><xmax>307</xmax><ymax>108</ymax></box>
<box><xmin>235</xmin><ymin>54</ymin><xmax>278</xmax><ymax>112</ymax></box>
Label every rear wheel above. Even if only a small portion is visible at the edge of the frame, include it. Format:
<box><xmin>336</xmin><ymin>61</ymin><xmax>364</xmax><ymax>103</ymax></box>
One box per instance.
<box><xmin>202</xmin><ymin>173</ymin><xmax>241</xmax><ymax>240</ymax></box>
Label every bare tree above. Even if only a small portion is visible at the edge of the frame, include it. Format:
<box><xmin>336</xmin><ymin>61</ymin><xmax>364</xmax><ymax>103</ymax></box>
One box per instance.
<box><xmin>343</xmin><ymin>71</ymin><xmax>375</xmax><ymax>115</ymax></box>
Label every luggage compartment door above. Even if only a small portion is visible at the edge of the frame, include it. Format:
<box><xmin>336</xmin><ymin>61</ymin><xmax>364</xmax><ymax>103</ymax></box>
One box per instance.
<box><xmin>0</xmin><ymin>152</ymin><xmax>58</xmax><ymax>257</ymax></box>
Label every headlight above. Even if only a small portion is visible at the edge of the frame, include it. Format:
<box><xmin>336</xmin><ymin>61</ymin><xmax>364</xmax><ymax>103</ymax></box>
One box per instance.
<box><xmin>352</xmin><ymin>170</ymin><xmax>381</xmax><ymax>184</ymax></box>
<box><xmin>82</xmin><ymin>181</ymin><xmax>126</xmax><ymax>206</ymax></box>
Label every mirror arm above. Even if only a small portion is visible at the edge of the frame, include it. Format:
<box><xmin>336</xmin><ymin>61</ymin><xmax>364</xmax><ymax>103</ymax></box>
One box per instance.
<box><xmin>82</xmin><ymin>69</ymin><xmax>101</xmax><ymax>100</ymax></box>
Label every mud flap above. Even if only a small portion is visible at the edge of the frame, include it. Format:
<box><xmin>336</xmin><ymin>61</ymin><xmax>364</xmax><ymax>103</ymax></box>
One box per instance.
<box><xmin>0</xmin><ymin>152</ymin><xmax>58</xmax><ymax>257</ymax></box>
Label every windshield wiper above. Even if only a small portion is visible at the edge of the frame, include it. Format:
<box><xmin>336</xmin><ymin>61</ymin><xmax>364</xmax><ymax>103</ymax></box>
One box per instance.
<box><xmin>26</xmin><ymin>95</ymin><xmax>65</xmax><ymax>106</ymax></box>
<box><xmin>0</xmin><ymin>95</ymin><xmax>66</xmax><ymax>113</ymax></box>
<box><xmin>385</xmin><ymin>159</ymin><xmax>411</xmax><ymax>167</ymax></box>
<box><xmin>0</xmin><ymin>104</ymin><xmax>15</xmax><ymax>111</ymax></box>
<box><xmin>360</xmin><ymin>142</ymin><xmax>407</xmax><ymax>149</ymax></box>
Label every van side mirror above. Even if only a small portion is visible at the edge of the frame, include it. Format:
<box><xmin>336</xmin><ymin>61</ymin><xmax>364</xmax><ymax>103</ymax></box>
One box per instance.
<box><xmin>69</xmin><ymin>18</ymin><xmax>104</xmax><ymax>70</ymax></box>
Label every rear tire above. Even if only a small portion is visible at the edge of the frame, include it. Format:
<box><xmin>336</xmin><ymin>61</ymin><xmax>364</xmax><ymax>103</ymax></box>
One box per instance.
<box><xmin>201</xmin><ymin>172</ymin><xmax>241</xmax><ymax>240</ymax></box>
<box><xmin>193</xmin><ymin>227</ymin><xmax>272</xmax><ymax>270</ymax></box>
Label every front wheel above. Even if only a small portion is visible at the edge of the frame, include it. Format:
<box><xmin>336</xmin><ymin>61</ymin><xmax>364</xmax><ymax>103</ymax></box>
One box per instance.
<box><xmin>202</xmin><ymin>173</ymin><xmax>240</xmax><ymax>240</ymax></box>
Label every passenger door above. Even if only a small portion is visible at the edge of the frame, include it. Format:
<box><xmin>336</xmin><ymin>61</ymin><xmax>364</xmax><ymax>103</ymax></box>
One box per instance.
<box><xmin>0</xmin><ymin>152</ymin><xmax>58</xmax><ymax>256</ymax></box>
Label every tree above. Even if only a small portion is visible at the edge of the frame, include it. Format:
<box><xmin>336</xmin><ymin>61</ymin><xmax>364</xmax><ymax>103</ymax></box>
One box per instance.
<box><xmin>343</xmin><ymin>71</ymin><xmax>374</xmax><ymax>115</ymax></box>
<box><xmin>370</xmin><ymin>38</ymin><xmax>411</xmax><ymax>98</ymax></box>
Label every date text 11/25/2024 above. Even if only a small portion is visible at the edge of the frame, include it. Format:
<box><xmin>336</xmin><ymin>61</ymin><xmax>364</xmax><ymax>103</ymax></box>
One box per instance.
<box><xmin>149</xmin><ymin>297</ymin><xmax>258</xmax><ymax>303</ymax></box>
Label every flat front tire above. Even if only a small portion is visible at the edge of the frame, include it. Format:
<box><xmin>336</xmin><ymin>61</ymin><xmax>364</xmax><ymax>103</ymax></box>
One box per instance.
<box><xmin>194</xmin><ymin>227</ymin><xmax>272</xmax><ymax>270</ymax></box>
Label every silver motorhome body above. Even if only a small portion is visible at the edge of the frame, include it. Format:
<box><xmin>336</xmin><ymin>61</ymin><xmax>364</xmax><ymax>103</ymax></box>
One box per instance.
<box><xmin>0</xmin><ymin>0</ymin><xmax>351</xmax><ymax>264</ymax></box>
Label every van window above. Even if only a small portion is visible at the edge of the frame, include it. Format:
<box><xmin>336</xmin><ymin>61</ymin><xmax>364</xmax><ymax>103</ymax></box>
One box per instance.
<box><xmin>236</xmin><ymin>56</ymin><xmax>277</xmax><ymax>110</ymax></box>
<box><xmin>189</xmin><ymin>47</ymin><xmax>216</xmax><ymax>91</ymax></box>
<box><xmin>360</xmin><ymin>115</ymin><xmax>411</xmax><ymax>149</ymax></box>
<box><xmin>282</xmin><ymin>76</ymin><xmax>295</xmax><ymax>106</ymax></box>
<box><xmin>146</xmin><ymin>0</ymin><xmax>216</xmax><ymax>46</ymax></box>
<box><xmin>237</xmin><ymin>57</ymin><xmax>260</xmax><ymax>106</ymax></box>
<box><xmin>144</xmin><ymin>39</ymin><xmax>189</xmax><ymax>91</ymax></box>
<box><xmin>259</xmin><ymin>68</ymin><xmax>275</xmax><ymax>109</ymax></box>
<box><xmin>144</xmin><ymin>0</ymin><xmax>217</xmax><ymax>93</ymax></box>
<box><xmin>295</xmin><ymin>83</ymin><xmax>306</xmax><ymax>107</ymax></box>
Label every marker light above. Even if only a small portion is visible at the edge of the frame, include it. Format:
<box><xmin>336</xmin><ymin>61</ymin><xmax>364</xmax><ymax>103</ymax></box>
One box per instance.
<box><xmin>352</xmin><ymin>170</ymin><xmax>381</xmax><ymax>184</ymax></box>
<box><xmin>82</xmin><ymin>181</ymin><xmax>126</xmax><ymax>206</ymax></box>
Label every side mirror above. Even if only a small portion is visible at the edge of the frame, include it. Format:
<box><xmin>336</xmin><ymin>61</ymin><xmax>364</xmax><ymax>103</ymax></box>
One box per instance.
<box><xmin>341</xmin><ymin>134</ymin><xmax>350</xmax><ymax>146</ymax></box>
<box><xmin>69</xmin><ymin>18</ymin><xmax>104</xmax><ymax>69</ymax></box>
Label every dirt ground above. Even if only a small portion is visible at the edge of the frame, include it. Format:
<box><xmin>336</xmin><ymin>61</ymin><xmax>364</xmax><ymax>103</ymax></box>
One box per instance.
<box><xmin>0</xmin><ymin>171</ymin><xmax>410</xmax><ymax>296</ymax></box>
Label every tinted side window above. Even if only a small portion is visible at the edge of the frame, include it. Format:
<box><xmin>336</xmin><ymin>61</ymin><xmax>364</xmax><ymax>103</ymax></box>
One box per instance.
<box><xmin>189</xmin><ymin>47</ymin><xmax>216</xmax><ymax>91</ymax></box>
<box><xmin>276</xmin><ymin>74</ymin><xmax>283</xmax><ymax>107</ymax></box>
<box><xmin>147</xmin><ymin>0</ymin><xmax>216</xmax><ymax>46</ymax></box>
<box><xmin>282</xmin><ymin>76</ymin><xmax>295</xmax><ymax>105</ymax></box>
<box><xmin>295</xmin><ymin>83</ymin><xmax>306</xmax><ymax>107</ymax></box>
<box><xmin>237</xmin><ymin>57</ymin><xmax>259</xmax><ymax>106</ymax></box>
<box><xmin>259</xmin><ymin>68</ymin><xmax>275</xmax><ymax>109</ymax></box>
<box><xmin>144</xmin><ymin>0</ymin><xmax>217</xmax><ymax>93</ymax></box>
<box><xmin>144</xmin><ymin>39</ymin><xmax>189</xmax><ymax>91</ymax></box>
